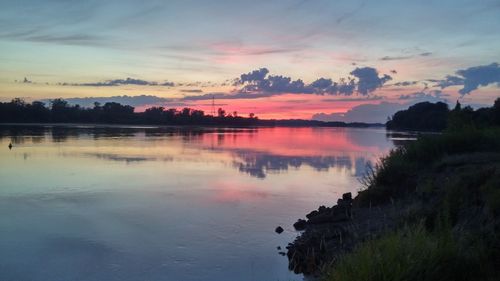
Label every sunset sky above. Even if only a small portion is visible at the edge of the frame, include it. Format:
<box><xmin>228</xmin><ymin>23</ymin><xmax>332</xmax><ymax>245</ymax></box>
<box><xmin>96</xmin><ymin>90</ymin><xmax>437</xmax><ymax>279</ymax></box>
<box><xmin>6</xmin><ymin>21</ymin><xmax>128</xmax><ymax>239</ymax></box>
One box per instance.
<box><xmin>1</xmin><ymin>0</ymin><xmax>499</xmax><ymax>121</ymax></box>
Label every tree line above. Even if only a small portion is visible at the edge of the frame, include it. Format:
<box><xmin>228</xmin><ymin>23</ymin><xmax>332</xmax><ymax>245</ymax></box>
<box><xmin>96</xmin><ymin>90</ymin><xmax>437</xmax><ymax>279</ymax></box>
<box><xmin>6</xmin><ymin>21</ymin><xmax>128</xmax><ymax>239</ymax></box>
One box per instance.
<box><xmin>0</xmin><ymin>98</ymin><xmax>262</xmax><ymax>126</ymax></box>
<box><xmin>0</xmin><ymin>98</ymin><xmax>385</xmax><ymax>127</ymax></box>
<box><xmin>386</xmin><ymin>98</ymin><xmax>500</xmax><ymax>131</ymax></box>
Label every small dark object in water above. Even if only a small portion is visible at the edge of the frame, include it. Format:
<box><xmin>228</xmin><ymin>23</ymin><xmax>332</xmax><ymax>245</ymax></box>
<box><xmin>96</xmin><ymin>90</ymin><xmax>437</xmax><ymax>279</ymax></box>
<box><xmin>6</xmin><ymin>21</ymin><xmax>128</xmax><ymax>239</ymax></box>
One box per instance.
<box><xmin>275</xmin><ymin>226</ymin><xmax>284</xmax><ymax>234</ymax></box>
<box><xmin>8</xmin><ymin>143</ymin><xmax>12</xmax><ymax>150</ymax></box>
<box><xmin>278</xmin><ymin>251</ymin><xmax>286</xmax><ymax>256</ymax></box>
<box><xmin>277</xmin><ymin>246</ymin><xmax>281</xmax><ymax>250</ymax></box>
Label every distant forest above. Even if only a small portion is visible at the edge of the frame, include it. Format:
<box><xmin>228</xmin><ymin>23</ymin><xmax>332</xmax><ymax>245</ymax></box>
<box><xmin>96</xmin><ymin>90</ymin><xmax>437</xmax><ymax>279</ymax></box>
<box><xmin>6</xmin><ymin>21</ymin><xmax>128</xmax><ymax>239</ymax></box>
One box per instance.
<box><xmin>386</xmin><ymin>98</ymin><xmax>500</xmax><ymax>131</ymax></box>
<box><xmin>0</xmin><ymin>98</ymin><xmax>381</xmax><ymax>128</ymax></box>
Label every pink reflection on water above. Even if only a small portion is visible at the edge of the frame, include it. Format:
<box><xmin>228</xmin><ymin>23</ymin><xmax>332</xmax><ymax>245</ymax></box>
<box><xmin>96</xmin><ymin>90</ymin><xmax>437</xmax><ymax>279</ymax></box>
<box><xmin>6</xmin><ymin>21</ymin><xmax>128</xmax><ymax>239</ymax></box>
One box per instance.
<box><xmin>197</xmin><ymin>127</ymin><xmax>389</xmax><ymax>156</ymax></box>
<box><xmin>210</xmin><ymin>181</ymin><xmax>270</xmax><ymax>203</ymax></box>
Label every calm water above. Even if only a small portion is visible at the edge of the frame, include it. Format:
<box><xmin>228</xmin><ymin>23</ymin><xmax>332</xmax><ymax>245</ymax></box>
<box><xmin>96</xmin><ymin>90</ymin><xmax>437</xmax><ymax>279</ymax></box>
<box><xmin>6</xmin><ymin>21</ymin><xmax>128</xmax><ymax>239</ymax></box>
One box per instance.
<box><xmin>0</xmin><ymin>125</ymin><xmax>397</xmax><ymax>281</ymax></box>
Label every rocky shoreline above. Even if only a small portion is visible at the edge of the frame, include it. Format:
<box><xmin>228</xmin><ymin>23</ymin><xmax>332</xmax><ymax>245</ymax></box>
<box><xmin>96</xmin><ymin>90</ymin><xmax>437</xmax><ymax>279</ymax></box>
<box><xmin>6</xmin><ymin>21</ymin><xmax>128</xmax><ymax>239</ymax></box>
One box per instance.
<box><xmin>286</xmin><ymin>192</ymin><xmax>400</xmax><ymax>276</ymax></box>
<box><xmin>283</xmin><ymin>101</ymin><xmax>500</xmax><ymax>280</ymax></box>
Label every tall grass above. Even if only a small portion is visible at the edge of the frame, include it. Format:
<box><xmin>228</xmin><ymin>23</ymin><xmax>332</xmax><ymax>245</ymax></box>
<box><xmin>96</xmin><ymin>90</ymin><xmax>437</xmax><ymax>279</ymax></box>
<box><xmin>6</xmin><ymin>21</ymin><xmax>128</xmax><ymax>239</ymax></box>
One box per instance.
<box><xmin>327</xmin><ymin>126</ymin><xmax>500</xmax><ymax>281</ymax></box>
<box><xmin>322</xmin><ymin>222</ymin><xmax>496</xmax><ymax>281</ymax></box>
<box><xmin>356</xmin><ymin>127</ymin><xmax>500</xmax><ymax>206</ymax></box>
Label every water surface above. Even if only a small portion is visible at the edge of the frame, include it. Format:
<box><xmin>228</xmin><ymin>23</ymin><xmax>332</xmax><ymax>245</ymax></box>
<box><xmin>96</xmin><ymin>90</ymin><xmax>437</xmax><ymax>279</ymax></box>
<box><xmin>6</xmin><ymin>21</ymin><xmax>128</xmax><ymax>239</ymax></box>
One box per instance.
<box><xmin>0</xmin><ymin>125</ymin><xmax>395</xmax><ymax>281</ymax></box>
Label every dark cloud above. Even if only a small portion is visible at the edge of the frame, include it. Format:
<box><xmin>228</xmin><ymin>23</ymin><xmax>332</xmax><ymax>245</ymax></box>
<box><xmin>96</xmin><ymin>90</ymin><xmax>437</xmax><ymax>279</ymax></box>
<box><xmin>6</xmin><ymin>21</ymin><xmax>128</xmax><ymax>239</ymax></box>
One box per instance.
<box><xmin>310</xmin><ymin>78</ymin><xmax>333</xmax><ymax>89</ymax></box>
<box><xmin>236</xmin><ymin>68</ymin><xmax>309</xmax><ymax>94</ymax></box>
<box><xmin>309</xmin><ymin>77</ymin><xmax>358</xmax><ymax>95</ymax></box>
<box><xmin>379</xmin><ymin>52</ymin><xmax>431</xmax><ymax>61</ymax></box>
<box><xmin>42</xmin><ymin>95</ymin><xmax>173</xmax><ymax>108</ymax></box>
<box><xmin>436</xmin><ymin>75</ymin><xmax>465</xmax><ymax>88</ymax></box>
<box><xmin>313</xmin><ymin>102</ymin><xmax>407</xmax><ymax>123</ymax></box>
<box><xmin>180</xmin><ymin>89</ymin><xmax>203</xmax><ymax>93</ymax></box>
<box><xmin>180</xmin><ymin>67</ymin><xmax>391</xmax><ymax>101</ymax></box>
<box><xmin>232</xmin><ymin>67</ymin><xmax>391</xmax><ymax>97</ymax></box>
<box><xmin>182</xmin><ymin>92</ymin><xmax>275</xmax><ymax>101</ymax></box>
<box><xmin>436</xmin><ymin>63</ymin><xmax>500</xmax><ymax>95</ymax></box>
<box><xmin>160</xmin><ymin>81</ymin><xmax>175</xmax><ymax>87</ymax></box>
<box><xmin>393</xmin><ymin>81</ymin><xmax>418</xmax><ymax>87</ymax></box>
<box><xmin>380</xmin><ymin>55</ymin><xmax>413</xmax><ymax>61</ymax></box>
<box><xmin>456</xmin><ymin>63</ymin><xmax>500</xmax><ymax>94</ymax></box>
<box><xmin>350</xmin><ymin>67</ymin><xmax>392</xmax><ymax>95</ymax></box>
<box><xmin>398</xmin><ymin>90</ymin><xmax>444</xmax><ymax>100</ymax></box>
<box><xmin>238</xmin><ymin>68</ymin><xmax>269</xmax><ymax>83</ymax></box>
<box><xmin>313</xmin><ymin>91</ymin><xmax>447</xmax><ymax>123</ymax></box>
<box><xmin>398</xmin><ymin>92</ymin><xmax>428</xmax><ymax>100</ymax></box>
<box><xmin>330</xmin><ymin>78</ymin><xmax>357</xmax><ymax>95</ymax></box>
<box><xmin>426</xmin><ymin>79</ymin><xmax>441</xmax><ymax>83</ymax></box>
<box><xmin>314</xmin><ymin>88</ymin><xmax>449</xmax><ymax>123</ymax></box>
<box><xmin>321</xmin><ymin>96</ymin><xmax>383</xmax><ymax>102</ymax></box>
<box><xmin>60</xmin><ymin>78</ymin><xmax>174</xmax><ymax>87</ymax></box>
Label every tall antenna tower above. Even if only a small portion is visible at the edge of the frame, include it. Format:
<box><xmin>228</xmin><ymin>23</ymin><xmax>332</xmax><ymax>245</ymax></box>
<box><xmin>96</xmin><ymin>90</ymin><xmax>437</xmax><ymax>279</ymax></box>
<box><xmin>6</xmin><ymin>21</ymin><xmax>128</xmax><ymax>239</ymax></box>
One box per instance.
<box><xmin>211</xmin><ymin>95</ymin><xmax>215</xmax><ymax>116</ymax></box>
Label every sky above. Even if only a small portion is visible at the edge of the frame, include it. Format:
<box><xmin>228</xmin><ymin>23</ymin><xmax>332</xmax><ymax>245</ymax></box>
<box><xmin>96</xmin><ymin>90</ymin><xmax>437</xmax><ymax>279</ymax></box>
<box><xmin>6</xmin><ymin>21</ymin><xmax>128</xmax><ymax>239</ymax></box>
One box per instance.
<box><xmin>1</xmin><ymin>0</ymin><xmax>499</xmax><ymax>122</ymax></box>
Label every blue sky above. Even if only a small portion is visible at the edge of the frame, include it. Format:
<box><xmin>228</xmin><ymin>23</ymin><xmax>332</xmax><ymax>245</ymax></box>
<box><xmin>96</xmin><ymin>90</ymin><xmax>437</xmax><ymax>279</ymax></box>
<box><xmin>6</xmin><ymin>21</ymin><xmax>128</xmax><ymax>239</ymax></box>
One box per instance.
<box><xmin>1</xmin><ymin>0</ymin><xmax>499</xmax><ymax>121</ymax></box>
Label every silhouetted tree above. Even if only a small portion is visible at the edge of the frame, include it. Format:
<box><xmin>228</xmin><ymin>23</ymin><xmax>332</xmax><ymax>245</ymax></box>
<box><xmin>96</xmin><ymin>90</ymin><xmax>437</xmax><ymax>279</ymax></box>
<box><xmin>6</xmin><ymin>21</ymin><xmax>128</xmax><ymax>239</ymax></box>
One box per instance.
<box><xmin>143</xmin><ymin>106</ymin><xmax>165</xmax><ymax>124</ymax></box>
<box><xmin>387</xmin><ymin>100</ymin><xmax>500</xmax><ymax>131</ymax></box>
<box><xmin>494</xmin><ymin>97</ymin><xmax>500</xmax><ymax>125</ymax></box>
<box><xmin>100</xmin><ymin>102</ymin><xmax>135</xmax><ymax>123</ymax></box>
<box><xmin>386</xmin><ymin>102</ymin><xmax>449</xmax><ymax>131</ymax></box>
<box><xmin>217</xmin><ymin>108</ymin><xmax>226</xmax><ymax>118</ymax></box>
<box><xmin>12</xmin><ymin>97</ymin><xmax>500</xmax><ymax>130</ymax></box>
<box><xmin>0</xmin><ymin>98</ymin><xmax>266</xmax><ymax>126</ymax></box>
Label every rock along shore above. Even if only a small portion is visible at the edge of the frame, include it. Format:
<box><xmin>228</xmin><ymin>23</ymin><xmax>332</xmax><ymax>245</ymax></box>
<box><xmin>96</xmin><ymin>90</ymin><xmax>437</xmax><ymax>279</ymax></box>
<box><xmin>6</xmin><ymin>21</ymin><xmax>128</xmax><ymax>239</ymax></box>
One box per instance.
<box><xmin>286</xmin><ymin>192</ymin><xmax>400</xmax><ymax>276</ymax></box>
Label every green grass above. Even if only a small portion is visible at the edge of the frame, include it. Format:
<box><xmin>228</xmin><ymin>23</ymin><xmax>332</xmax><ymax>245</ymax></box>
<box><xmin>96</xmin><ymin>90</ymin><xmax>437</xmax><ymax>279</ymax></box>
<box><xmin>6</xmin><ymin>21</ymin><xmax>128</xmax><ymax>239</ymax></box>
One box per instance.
<box><xmin>325</xmin><ymin>126</ymin><xmax>500</xmax><ymax>281</ymax></box>
<box><xmin>322</xmin><ymin>222</ymin><xmax>497</xmax><ymax>281</ymax></box>
<box><xmin>356</xmin><ymin>127</ymin><xmax>500</xmax><ymax>206</ymax></box>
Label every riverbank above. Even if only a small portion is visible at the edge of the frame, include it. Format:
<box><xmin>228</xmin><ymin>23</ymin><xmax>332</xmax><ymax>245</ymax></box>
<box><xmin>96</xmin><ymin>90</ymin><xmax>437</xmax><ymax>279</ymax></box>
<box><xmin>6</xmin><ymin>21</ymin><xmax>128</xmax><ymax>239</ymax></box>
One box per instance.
<box><xmin>0</xmin><ymin>98</ymin><xmax>383</xmax><ymax>128</ymax></box>
<box><xmin>287</xmin><ymin>127</ymin><xmax>500</xmax><ymax>280</ymax></box>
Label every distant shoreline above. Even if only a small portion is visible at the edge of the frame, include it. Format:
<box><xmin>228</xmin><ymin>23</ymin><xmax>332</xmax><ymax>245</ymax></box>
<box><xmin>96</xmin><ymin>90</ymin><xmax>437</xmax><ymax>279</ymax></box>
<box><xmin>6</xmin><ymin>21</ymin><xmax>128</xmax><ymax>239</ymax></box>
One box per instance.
<box><xmin>0</xmin><ymin>121</ymin><xmax>385</xmax><ymax>129</ymax></box>
<box><xmin>1</xmin><ymin>99</ymin><xmax>384</xmax><ymax>129</ymax></box>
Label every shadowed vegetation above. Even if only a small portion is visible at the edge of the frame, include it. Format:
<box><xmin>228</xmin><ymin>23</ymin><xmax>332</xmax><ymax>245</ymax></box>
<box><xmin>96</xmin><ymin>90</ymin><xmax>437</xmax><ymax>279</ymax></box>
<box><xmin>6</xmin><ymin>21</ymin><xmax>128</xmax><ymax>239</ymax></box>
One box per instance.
<box><xmin>324</xmin><ymin>222</ymin><xmax>498</xmax><ymax>281</ymax></box>
<box><xmin>0</xmin><ymin>98</ymin><xmax>382</xmax><ymax>127</ymax></box>
<box><xmin>356</xmin><ymin>127</ymin><xmax>500</xmax><ymax>206</ymax></box>
<box><xmin>318</xmin><ymin>98</ymin><xmax>500</xmax><ymax>281</ymax></box>
<box><xmin>386</xmin><ymin>98</ymin><xmax>500</xmax><ymax>131</ymax></box>
<box><xmin>0</xmin><ymin>98</ymin><xmax>259</xmax><ymax>126</ymax></box>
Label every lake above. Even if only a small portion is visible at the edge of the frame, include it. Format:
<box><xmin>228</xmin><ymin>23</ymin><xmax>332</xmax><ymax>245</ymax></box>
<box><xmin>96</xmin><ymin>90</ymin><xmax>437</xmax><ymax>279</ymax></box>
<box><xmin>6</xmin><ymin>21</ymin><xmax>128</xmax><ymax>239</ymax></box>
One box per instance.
<box><xmin>0</xmin><ymin>125</ymin><xmax>399</xmax><ymax>281</ymax></box>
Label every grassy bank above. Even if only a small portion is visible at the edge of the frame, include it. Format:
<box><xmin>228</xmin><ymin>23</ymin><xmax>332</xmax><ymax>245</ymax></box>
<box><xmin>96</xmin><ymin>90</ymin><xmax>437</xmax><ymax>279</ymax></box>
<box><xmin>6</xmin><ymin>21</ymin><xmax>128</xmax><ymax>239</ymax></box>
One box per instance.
<box><xmin>322</xmin><ymin>127</ymin><xmax>500</xmax><ymax>281</ymax></box>
<box><xmin>356</xmin><ymin>127</ymin><xmax>500</xmax><ymax>206</ymax></box>
<box><xmin>324</xmin><ymin>222</ymin><xmax>497</xmax><ymax>281</ymax></box>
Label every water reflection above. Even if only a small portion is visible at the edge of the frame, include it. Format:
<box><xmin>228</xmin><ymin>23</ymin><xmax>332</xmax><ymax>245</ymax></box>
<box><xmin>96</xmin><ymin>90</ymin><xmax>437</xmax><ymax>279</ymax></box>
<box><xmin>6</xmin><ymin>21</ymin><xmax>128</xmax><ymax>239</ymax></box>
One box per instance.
<box><xmin>0</xmin><ymin>125</ymin><xmax>394</xmax><ymax>179</ymax></box>
<box><xmin>232</xmin><ymin>152</ymin><xmax>371</xmax><ymax>178</ymax></box>
<box><xmin>0</xmin><ymin>125</ymin><xmax>396</xmax><ymax>281</ymax></box>
<box><xmin>385</xmin><ymin>131</ymin><xmax>420</xmax><ymax>146</ymax></box>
